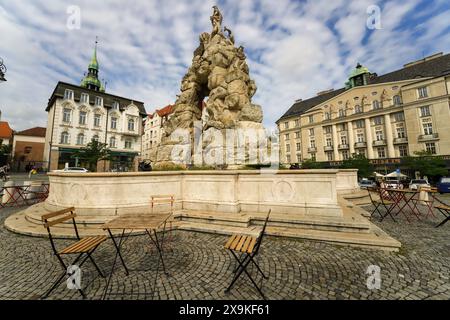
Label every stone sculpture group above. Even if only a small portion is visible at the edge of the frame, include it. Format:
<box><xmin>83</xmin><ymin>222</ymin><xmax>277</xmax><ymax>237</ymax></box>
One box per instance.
<box><xmin>155</xmin><ymin>6</ymin><xmax>264</xmax><ymax>166</ymax></box>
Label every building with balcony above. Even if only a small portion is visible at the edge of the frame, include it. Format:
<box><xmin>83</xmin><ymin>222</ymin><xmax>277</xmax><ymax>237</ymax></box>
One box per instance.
<box><xmin>43</xmin><ymin>42</ymin><xmax>146</xmax><ymax>171</ymax></box>
<box><xmin>277</xmin><ymin>52</ymin><xmax>450</xmax><ymax>169</ymax></box>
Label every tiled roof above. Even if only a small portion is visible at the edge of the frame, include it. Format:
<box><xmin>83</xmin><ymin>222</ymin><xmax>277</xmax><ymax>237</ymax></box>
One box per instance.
<box><xmin>155</xmin><ymin>105</ymin><xmax>174</xmax><ymax>117</ymax></box>
<box><xmin>0</xmin><ymin>121</ymin><xmax>13</xmax><ymax>139</ymax></box>
<box><xmin>15</xmin><ymin>127</ymin><xmax>46</xmax><ymax>137</ymax></box>
<box><xmin>277</xmin><ymin>52</ymin><xmax>450</xmax><ymax>123</ymax></box>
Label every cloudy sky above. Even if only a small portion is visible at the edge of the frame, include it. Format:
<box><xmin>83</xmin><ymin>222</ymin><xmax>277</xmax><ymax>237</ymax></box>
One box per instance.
<box><xmin>1</xmin><ymin>0</ymin><xmax>449</xmax><ymax>131</ymax></box>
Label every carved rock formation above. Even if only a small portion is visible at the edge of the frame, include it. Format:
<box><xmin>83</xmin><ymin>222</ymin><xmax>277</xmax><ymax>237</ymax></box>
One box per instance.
<box><xmin>155</xmin><ymin>6</ymin><xmax>264</xmax><ymax>166</ymax></box>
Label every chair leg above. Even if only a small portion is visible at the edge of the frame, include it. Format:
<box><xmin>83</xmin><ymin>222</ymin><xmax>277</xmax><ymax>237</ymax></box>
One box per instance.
<box><xmin>86</xmin><ymin>249</ymin><xmax>105</xmax><ymax>278</ymax></box>
<box><xmin>41</xmin><ymin>271</ymin><xmax>67</xmax><ymax>299</ymax></box>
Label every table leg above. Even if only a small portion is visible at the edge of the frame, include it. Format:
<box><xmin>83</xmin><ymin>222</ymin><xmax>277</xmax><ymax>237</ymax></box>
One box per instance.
<box><xmin>145</xmin><ymin>228</ymin><xmax>169</xmax><ymax>276</ymax></box>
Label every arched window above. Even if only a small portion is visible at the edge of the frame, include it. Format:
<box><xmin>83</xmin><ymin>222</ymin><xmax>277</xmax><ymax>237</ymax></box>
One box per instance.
<box><xmin>372</xmin><ymin>100</ymin><xmax>381</xmax><ymax>110</ymax></box>
<box><xmin>393</xmin><ymin>95</ymin><xmax>402</xmax><ymax>106</ymax></box>
<box><xmin>76</xmin><ymin>133</ymin><xmax>84</xmax><ymax>145</ymax></box>
<box><xmin>128</xmin><ymin>118</ymin><xmax>135</xmax><ymax>131</ymax></box>
<box><xmin>60</xmin><ymin>132</ymin><xmax>69</xmax><ymax>144</ymax></box>
<box><xmin>109</xmin><ymin>136</ymin><xmax>116</xmax><ymax>148</ymax></box>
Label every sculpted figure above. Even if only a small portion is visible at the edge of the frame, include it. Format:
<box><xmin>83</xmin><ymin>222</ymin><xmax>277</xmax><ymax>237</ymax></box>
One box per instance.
<box><xmin>210</xmin><ymin>5</ymin><xmax>223</xmax><ymax>36</ymax></box>
<box><xmin>224</xmin><ymin>26</ymin><xmax>235</xmax><ymax>45</ymax></box>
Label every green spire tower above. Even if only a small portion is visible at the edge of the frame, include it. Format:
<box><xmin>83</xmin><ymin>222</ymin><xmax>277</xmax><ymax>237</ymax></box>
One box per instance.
<box><xmin>81</xmin><ymin>38</ymin><xmax>103</xmax><ymax>91</ymax></box>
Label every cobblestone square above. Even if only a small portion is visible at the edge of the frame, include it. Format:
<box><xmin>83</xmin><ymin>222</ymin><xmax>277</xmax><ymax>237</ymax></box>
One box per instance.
<box><xmin>0</xmin><ymin>205</ymin><xmax>449</xmax><ymax>300</ymax></box>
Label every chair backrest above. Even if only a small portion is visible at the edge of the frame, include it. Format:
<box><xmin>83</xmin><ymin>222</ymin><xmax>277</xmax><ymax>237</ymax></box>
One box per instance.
<box><xmin>41</xmin><ymin>207</ymin><xmax>78</xmax><ymax>253</ymax></box>
<box><xmin>254</xmin><ymin>209</ymin><xmax>271</xmax><ymax>255</ymax></box>
<box><xmin>366</xmin><ymin>186</ymin><xmax>379</xmax><ymax>204</ymax></box>
<box><xmin>150</xmin><ymin>194</ymin><xmax>174</xmax><ymax>213</ymax></box>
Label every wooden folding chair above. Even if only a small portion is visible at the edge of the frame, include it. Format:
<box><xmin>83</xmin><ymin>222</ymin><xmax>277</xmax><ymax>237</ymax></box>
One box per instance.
<box><xmin>224</xmin><ymin>209</ymin><xmax>271</xmax><ymax>299</ymax></box>
<box><xmin>366</xmin><ymin>187</ymin><xmax>396</xmax><ymax>222</ymax></box>
<box><xmin>434</xmin><ymin>204</ymin><xmax>450</xmax><ymax>227</ymax></box>
<box><xmin>41</xmin><ymin>207</ymin><xmax>107</xmax><ymax>299</ymax></box>
<box><xmin>150</xmin><ymin>195</ymin><xmax>175</xmax><ymax>251</ymax></box>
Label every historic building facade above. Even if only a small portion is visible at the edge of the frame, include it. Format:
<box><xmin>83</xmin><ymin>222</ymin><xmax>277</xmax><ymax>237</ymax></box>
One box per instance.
<box><xmin>277</xmin><ymin>52</ymin><xmax>450</xmax><ymax>169</ymax></box>
<box><xmin>12</xmin><ymin>127</ymin><xmax>46</xmax><ymax>171</ymax></box>
<box><xmin>43</xmin><ymin>43</ymin><xmax>146</xmax><ymax>171</ymax></box>
<box><xmin>141</xmin><ymin>105</ymin><xmax>173</xmax><ymax>161</ymax></box>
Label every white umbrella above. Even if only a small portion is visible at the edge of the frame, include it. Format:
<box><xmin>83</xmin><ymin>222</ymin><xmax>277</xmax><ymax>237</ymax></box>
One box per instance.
<box><xmin>385</xmin><ymin>171</ymin><xmax>407</xmax><ymax>178</ymax></box>
<box><xmin>372</xmin><ymin>172</ymin><xmax>385</xmax><ymax>177</ymax></box>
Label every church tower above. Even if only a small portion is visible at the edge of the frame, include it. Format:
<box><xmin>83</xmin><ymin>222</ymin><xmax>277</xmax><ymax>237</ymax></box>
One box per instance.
<box><xmin>80</xmin><ymin>39</ymin><xmax>105</xmax><ymax>92</ymax></box>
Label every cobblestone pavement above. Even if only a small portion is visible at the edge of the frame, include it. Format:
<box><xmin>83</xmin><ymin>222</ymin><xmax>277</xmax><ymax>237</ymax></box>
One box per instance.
<box><xmin>0</xmin><ymin>204</ymin><xmax>449</xmax><ymax>300</ymax></box>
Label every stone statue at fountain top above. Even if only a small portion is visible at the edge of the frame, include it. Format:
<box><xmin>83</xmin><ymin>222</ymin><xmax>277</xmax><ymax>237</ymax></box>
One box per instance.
<box><xmin>210</xmin><ymin>5</ymin><xmax>223</xmax><ymax>37</ymax></box>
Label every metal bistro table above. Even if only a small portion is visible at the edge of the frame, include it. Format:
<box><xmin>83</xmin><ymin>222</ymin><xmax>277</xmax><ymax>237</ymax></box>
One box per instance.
<box><xmin>101</xmin><ymin>213</ymin><xmax>172</xmax><ymax>299</ymax></box>
<box><xmin>384</xmin><ymin>188</ymin><xmax>421</xmax><ymax>222</ymax></box>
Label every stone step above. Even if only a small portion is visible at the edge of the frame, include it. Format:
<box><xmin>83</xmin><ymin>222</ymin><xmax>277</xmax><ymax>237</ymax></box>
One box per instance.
<box><xmin>174</xmin><ymin>209</ymin><xmax>372</xmax><ymax>234</ymax></box>
<box><xmin>175</xmin><ymin>221</ymin><xmax>400</xmax><ymax>251</ymax></box>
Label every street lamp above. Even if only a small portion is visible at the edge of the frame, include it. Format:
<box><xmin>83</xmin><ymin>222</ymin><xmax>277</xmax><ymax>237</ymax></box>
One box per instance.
<box><xmin>0</xmin><ymin>58</ymin><xmax>7</xmax><ymax>82</ymax></box>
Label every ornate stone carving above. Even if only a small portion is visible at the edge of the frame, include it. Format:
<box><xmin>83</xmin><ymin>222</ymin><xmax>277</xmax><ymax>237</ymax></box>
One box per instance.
<box><xmin>156</xmin><ymin>6</ymin><xmax>264</xmax><ymax>165</ymax></box>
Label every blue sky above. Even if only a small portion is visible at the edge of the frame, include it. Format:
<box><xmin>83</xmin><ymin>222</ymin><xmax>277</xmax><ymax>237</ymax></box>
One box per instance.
<box><xmin>1</xmin><ymin>0</ymin><xmax>450</xmax><ymax>131</ymax></box>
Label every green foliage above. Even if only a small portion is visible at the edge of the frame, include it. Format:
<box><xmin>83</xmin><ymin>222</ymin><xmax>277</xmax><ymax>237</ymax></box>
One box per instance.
<box><xmin>301</xmin><ymin>159</ymin><xmax>325</xmax><ymax>169</ymax></box>
<box><xmin>402</xmin><ymin>150</ymin><xmax>447</xmax><ymax>179</ymax></box>
<box><xmin>340</xmin><ymin>154</ymin><xmax>374</xmax><ymax>178</ymax></box>
<box><xmin>71</xmin><ymin>139</ymin><xmax>111</xmax><ymax>172</ymax></box>
<box><xmin>0</xmin><ymin>144</ymin><xmax>12</xmax><ymax>156</ymax></box>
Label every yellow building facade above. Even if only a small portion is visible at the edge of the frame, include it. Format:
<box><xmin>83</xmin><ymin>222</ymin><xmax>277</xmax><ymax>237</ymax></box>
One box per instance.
<box><xmin>277</xmin><ymin>53</ymin><xmax>450</xmax><ymax>166</ymax></box>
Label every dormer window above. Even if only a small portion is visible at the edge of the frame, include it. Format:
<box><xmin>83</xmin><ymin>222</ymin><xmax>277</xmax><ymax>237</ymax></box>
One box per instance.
<box><xmin>64</xmin><ymin>89</ymin><xmax>74</xmax><ymax>100</ymax></box>
<box><xmin>112</xmin><ymin>101</ymin><xmax>119</xmax><ymax>110</ymax></box>
<box><xmin>80</xmin><ymin>93</ymin><xmax>89</xmax><ymax>104</ymax></box>
<box><xmin>95</xmin><ymin>96</ymin><xmax>103</xmax><ymax>106</ymax></box>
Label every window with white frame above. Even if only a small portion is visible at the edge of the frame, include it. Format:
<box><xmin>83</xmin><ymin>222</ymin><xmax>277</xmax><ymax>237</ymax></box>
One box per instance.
<box><xmin>309</xmin><ymin>128</ymin><xmax>314</xmax><ymax>136</ymax></box>
<box><xmin>342</xmin><ymin>150</ymin><xmax>349</xmax><ymax>160</ymax></box>
<box><xmin>311</xmin><ymin>153</ymin><xmax>316</xmax><ymax>161</ymax></box>
<box><xmin>326</xmin><ymin>137</ymin><xmax>332</xmax><ymax>146</ymax></box>
<box><xmin>372</xmin><ymin>100</ymin><xmax>381</xmax><ymax>110</ymax></box>
<box><xmin>373</xmin><ymin>116</ymin><xmax>383</xmax><ymax>125</ymax></box>
<box><xmin>376</xmin><ymin>130</ymin><xmax>384</xmax><ymax>141</ymax></box>
<box><xmin>357</xmin><ymin>133</ymin><xmax>364</xmax><ymax>143</ymax></box>
<box><xmin>297</xmin><ymin>154</ymin><xmax>301</xmax><ymax>162</ymax></box>
<box><xmin>92</xmin><ymin>135</ymin><xmax>99</xmax><ymax>142</ymax></box>
<box><xmin>125</xmin><ymin>140</ymin><xmax>132</xmax><ymax>149</ymax></box>
<box><xmin>80</xmin><ymin>93</ymin><xmax>89</xmax><ymax>104</ymax></box>
<box><xmin>420</xmin><ymin>106</ymin><xmax>431</xmax><ymax>117</ymax></box>
<box><xmin>357</xmin><ymin>149</ymin><xmax>365</xmax><ymax>156</ymax></box>
<box><xmin>397</xmin><ymin>126</ymin><xmax>406</xmax><ymax>138</ymax></box>
<box><xmin>284</xmin><ymin>121</ymin><xmax>289</xmax><ymax>129</ymax></box>
<box><xmin>399</xmin><ymin>145</ymin><xmax>408</xmax><ymax>157</ymax></box>
<box><xmin>112</xmin><ymin>101</ymin><xmax>119</xmax><ymax>110</ymax></box>
<box><xmin>79</xmin><ymin>111</ymin><xmax>87</xmax><ymax>125</ymax></box>
<box><xmin>64</xmin><ymin>89</ymin><xmax>74</xmax><ymax>100</ymax></box>
<box><xmin>377</xmin><ymin>147</ymin><xmax>386</xmax><ymax>158</ymax></box>
<box><xmin>94</xmin><ymin>114</ymin><xmax>101</xmax><ymax>127</ymax></box>
<box><xmin>393</xmin><ymin>95</ymin><xmax>402</xmax><ymax>105</ymax></box>
<box><xmin>296</xmin><ymin>142</ymin><xmax>301</xmax><ymax>151</ymax></box>
<box><xmin>76</xmin><ymin>133</ymin><xmax>84</xmax><ymax>145</ymax></box>
<box><xmin>418</xmin><ymin>87</ymin><xmax>428</xmax><ymax>99</ymax></box>
<box><xmin>394</xmin><ymin>112</ymin><xmax>404</xmax><ymax>122</ymax></box>
<box><xmin>95</xmin><ymin>96</ymin><xmax>103</xmax><ymax>106</ymax></box>
<box><xmin>355</xmin><ymin>119</ymin><xmax>364</xmax><ymax>129</ymax></box>
<box><xmin>285</xmin><ymin>133</ymin><xmax>289</xmax><ymax>140</ymax></box>
<box><xmin>60</xmin><ymin>132</ymin><xmax>69</xmax><ymax>144</ymax></box>
<box><xmin>340</xmin><ymin>135</ymin><xmax>347</xmax><ymax>145</ymax></box>
<box><xmin>111</xmin><ymin>117</ymin><xmax>117</xmax><ymax>129</ymax></box>
<box><xmin>355</xmin><ymin>105</ymin><xmax>363</xmax><ymax>114</ymax></box>
<box><xmin>423</xmin><ymin>122</ymin><xmax>433</xmax><ymax>135</ymax></box>
<box><xmin>324</xmin><ymin>126</ymin><xmax>332</xmax><ymax>134</ymax></box>
<box><xmin>425</xmin><ymin>142</ymin><xmax>436</xmax><ymax>154</ymax></box>
<box><xmin>326</xmin><ymin>152</ymin><xmax>333</xmax><ymax>161</ymax></box>
<box><xmin>63</xmin><ymin>108</ymin><xmax>71</xmax><ymax>123</ymax></box>
<box><xmin>309</xmin><ymin>115</ymin><xmax>314</xmax><ymax>123</ymax></box>
<box><xmin>310</xmin><ymin>139</ymin><xmax>316</xmax><ymax>148</ymax></box>
<box><xmin>338</xmin><ymin>109</ymin><xmax>345</xmax><ymax>118</ymax></box>
<box><xmin>109</xmin><ymin>136</ymin><xmax>116</xmax><ymax>148</ymax></box>
<box><xmin>324</xmin><ymin>112</ymin><xmax>331</xmax><ymax>120</ymax></box>
<box><xmin>295</xmin><ymin>131</ymin><xmax>300</xmax><ymax>138</ymax></box>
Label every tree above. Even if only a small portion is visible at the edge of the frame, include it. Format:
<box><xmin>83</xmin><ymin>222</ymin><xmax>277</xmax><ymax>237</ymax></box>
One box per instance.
<box><xmin>402</xmin><ymin>150</ymin><xmax>447</xmax><ymax>181</ymax></box>
<box><xmin>0</xmin><ymin>143</ymin><xmax>12</xmax><ymax>166</ymax></box>
<box><xmin>301</xmin><ymin>159</ymin><xmax>325</xmax><ymax>169</ymax></box>
<box><xmin>71</xmin><ymin>139</ymin><xmax>111</xmax><ymax>172</ymax></box>
<box><xmin>340</xmin><ymin>154</ymin><xmax>374</xmax><ymax>178</ymax></box>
